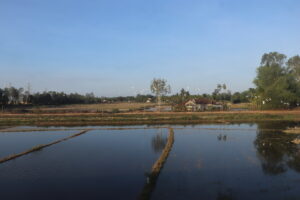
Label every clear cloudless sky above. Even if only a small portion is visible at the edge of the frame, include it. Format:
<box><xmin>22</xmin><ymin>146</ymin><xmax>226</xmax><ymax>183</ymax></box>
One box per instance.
<box><xmin>1</xmin><ymin>0</ymin><xmax>300</xmax><ymax>96</ymax></box>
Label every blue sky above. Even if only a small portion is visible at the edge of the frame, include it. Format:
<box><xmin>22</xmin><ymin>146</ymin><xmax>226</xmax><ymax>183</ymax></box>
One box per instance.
<box><xmin>1</xmin><ymin>0</ymin><xmax>300</xmax><ymax>96</ymax></box>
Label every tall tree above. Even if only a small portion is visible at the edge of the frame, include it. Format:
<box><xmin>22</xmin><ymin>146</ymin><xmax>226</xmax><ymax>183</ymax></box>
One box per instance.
<box><xmin>7</xmin><ymin>87</ymin><xmax>23</xmax><ymax>104</ymax></box>
<box><xmin>179</xmin><ymin>88</ymin><xmax>190</xmax><ymax>102</ymax></box>
<box><xmin>287</xmin><ymin>55</ymin><xmax>300</xmax><ymax>82</ymax></box>
<box><xmin>150</xmin><ymin>78</ymin><xmax>171</xmax><ymax>111</ymax></box>
<box><xmin>261</xmin><ymin>52</ymin><xmax>287</xmax><ymax>66</ymax></box>
<box><xmin>253</xmin><ymin>52</ymin><xmax>299</xmax><ymax>108</ymax></box>
<box><xmin>0</xmin><ymin>88</ymin><xmax>9</xmax><ymax>111</ymax></box>
<box><xmin>212</xmin><ymin>83</ymin><xmax>229</xmax><ymax>101</ymax></box>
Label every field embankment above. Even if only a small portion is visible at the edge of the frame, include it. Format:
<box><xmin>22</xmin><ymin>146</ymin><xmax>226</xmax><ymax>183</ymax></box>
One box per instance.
<box><xmin>1</xmin><ymin>103</ymin><xmax>156</xmax><ymax>114</ymax></box>
<box><xmin>1</xmin><ymin>110</ymin><xmax>300</xmax><ymax>126</ymax></box>
<box><xmin>0</xmin><ymin>129</ymin><xmax>90</xmax><ymax>164</ymax></box>
<box><xmin>139</xmin><ymin>128</ymin><xmax>175</xmax><ymax>200</ymax></box>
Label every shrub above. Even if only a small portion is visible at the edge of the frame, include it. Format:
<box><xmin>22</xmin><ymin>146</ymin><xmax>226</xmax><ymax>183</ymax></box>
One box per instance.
<box><xmin>111</xmin><ymin>108</ymin><xmax>120</xmax><ymax>113</ymax></box>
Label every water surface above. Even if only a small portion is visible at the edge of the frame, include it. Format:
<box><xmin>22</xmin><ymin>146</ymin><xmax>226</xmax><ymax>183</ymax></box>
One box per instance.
<box><xmin>1</xmin><ymin>123</ymin><xmax>300</xmax><ymax>200</ymax></box>
<box><xmin>0</xmin><ymin>128</ymin><xmax>167</xmax><ymax>200</ymax></box>
<box><xmin>152</xmin><ymin>123</ymin><xmax>300</xmax><ymax>200</ymax></box>
<box><xmin>0</xmin><ymin>130</ymin><xmax>76</xmax><ymax>158</ymax></box>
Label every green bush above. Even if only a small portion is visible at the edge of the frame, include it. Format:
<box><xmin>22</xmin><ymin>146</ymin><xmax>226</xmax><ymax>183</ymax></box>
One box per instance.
<box><xmin>111</xmin><ymin>108</ymin><xmax>120</xmax><ymax>113</ymax></box>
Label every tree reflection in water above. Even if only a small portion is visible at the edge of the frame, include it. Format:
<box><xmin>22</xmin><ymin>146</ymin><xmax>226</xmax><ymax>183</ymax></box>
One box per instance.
<box><xmin>254</xmin><ymin>121</ymin><xmax>300</xmax><ymax>175</ymax></box>
<box><xmin>217</xmin><ymin>134</ymin><xmax>227</xmax><ymax>141</ymax></box>
<box><xmin>151</xmin><ymin>129</ymin><xmax>167</xmax><ymax>154</ymax></box>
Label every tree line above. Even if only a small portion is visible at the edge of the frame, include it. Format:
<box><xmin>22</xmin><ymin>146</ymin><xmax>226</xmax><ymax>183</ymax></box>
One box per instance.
<box><xmin>152</xmin><ymin>52</ymin><xmax>300</xmax><ymax>109</ymax></box>
<box><xmin>0</xmin><ymin>83</ymin><xmax>253</xmax><ymax>108</ymax></box>
<box><xmin>164</xmin><ymin>86</ymin><xmax>255</xmax><ymax>104</ymax></box>
<box><xmin>0</xmin><ymin>86</ymin><xmax>157</xmax><ymax>109</ymax></box>
<box><xmin>0</xmin><ymin>88</ymin><xmax>101</xmax><ymax>106</ymax></box>
<box><xmin>1</xmin><ymin>51</ymin><xmax>299</xmax><ymax>110</ymax></box>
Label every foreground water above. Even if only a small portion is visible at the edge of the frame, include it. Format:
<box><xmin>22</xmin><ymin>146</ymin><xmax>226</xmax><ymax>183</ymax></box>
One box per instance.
<box><xmin>0</xmin><ymin>130</ymin><xmax>76</xmax><ymax>158</ymax></box>
<box><xmin>0</xmin><ymin>122</ymin><xmax>300</xmax><ymax>200</ymax></box>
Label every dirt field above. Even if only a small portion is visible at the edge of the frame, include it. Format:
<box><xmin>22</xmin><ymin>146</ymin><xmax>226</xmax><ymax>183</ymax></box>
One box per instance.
<box><xmin>1</xmin><ymin>109</ymin><xmax>300</xmax><ymax>126</ymax></box>
<box><xmin>229</xmin><ymin>103</ymin><xmax>251</xmax><ymax>109</ymax></box>
<box><xmin>21</xmin><ymin>102</ymin><xmax>157</xmax><ymax>113</ymax></box>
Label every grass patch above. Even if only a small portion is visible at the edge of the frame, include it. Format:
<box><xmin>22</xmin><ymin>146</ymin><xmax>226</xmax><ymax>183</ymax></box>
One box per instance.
<box><xmin>28</xmin><ymin>144</ymin><xmax>44</xmax><ymax>151</ymax></box>
<box><xmin>23</xmin><ymin>102</ymin><xmax>156</xmax><ymax>113</ymax></box>
<box><xmin>1</xmin><ymin>111</ymin><xmax>300</xmax><ymax>126</ymax></box>
<box><xmin>291</xmin><ymin>138</ymin><xmax>300</xmax><ymax>144</ymax></box>
<box><xmin>283</xmin><ymin>127</ymin><xmax>300</xmax><ymax>134</ymax></box>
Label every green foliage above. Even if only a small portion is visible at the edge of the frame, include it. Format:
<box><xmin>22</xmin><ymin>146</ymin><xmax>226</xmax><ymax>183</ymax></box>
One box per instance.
<box><xmin>169</xmin><ymin>88</ymin><xmax>190</xmax><ymax>105</ymax></box>
<box><xmin>111</xmin><ymin>108</ymin><xmax>120</xmax><ymax>113</ymax></box>
<box><xmin>231</xmin><ymin>89</ymin><xmax>254</xmax><ymax>104</ymax></box>
<box><xmin>135</xmin><ymin>94</ymin><xmax>154</xmax><ymax>103</ymax></box>
<box><xmin>212</xmin><ymin>83</ymin><xmax>231</xmax><ymax>101</ymax></box>
<box><xmin>0</xmin><ymin>86</ymin><xmax>102</xmax><ymax>106</ymax></box>
<box><xmin>287</xmin><ymin>55</ymin><xmax>300</xmax><ymax>81</ymax></box>
<box><xmin>253</xmin><ymin>52</ymin><xmax>300</xmax><ymax>109</ymax></box>
<box><xmin>0</xmin><ymin>88</ymin><xmax>9</xmax><ymax>105</ymax></box>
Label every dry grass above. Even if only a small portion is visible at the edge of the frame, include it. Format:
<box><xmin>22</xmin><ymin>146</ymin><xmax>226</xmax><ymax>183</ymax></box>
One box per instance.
<box><xmin>291</xmin><ymin>138</ymin><xmax>300</xmax><ymax>144</ymax></box>
<box><xmin>27</xmin><ymin>102</ymin><xmax>156</xmax><ymax>113</ymax></box>
<box><xmin>229</xmin><ymin>103</ymin><xmax>251</xmax><ymax>109</ymax></box>
<box><xmin>151</xmin><ymin>128</ymin><xmax>175</xmax><ymax>174</ymax></box>
<box><xmin>283</xmin><ymin>127</ymin><xmax>300</xmax><ymax>134</ymax></box>
<box><xmin>1</xmin><ymin>110</ymin><xmax>300</xmax><ymax>126</ymax></box>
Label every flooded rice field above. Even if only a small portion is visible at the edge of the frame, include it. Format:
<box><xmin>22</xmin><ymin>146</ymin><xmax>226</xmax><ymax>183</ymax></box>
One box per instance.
<box><xmin>0</xmin><ymin>130</ymin><xmax>76</xmax><ymax>159</ymax></box>
<box><xmin>0</xmin><ymin>122</ymin><xmax>300</xmax><ymax>200</ymax></box>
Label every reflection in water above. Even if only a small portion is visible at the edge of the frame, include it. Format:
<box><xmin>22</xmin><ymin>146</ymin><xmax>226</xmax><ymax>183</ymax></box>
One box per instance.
<box><xmin>150</xmin><ymin>122</ymin><xmax>300</xmax><ymax>200</ymax></box>
<box><xmin>217</xmin><ymin>134</ymin><xmax>227</xmax><ymax>141</ymax></box>
<box><xmin>255</xmin><ymin>122</ymin><xmax>300</xmax><ymax>175</ymax></box>
<box><xmin>151</xmin><ymin>130</ymin><xmax>167</xmax><ymax>153</ymax></box>
<box><xmin>140</xmin><ymin>128</ymin><xmax>175</xmax><ymax>200</ymax></box>
<box><xmin>2</xmin><ymin>123</ymin><xmax>300</xmax><ymax>199</ymax></box>
<box><xmin>217</xmin><ymin>191</ymin><xmax>234</xmax><ymax>200</ymax></box>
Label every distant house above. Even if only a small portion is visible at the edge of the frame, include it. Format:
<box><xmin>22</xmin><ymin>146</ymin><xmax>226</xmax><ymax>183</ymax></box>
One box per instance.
<box><xmin>146</xmin><ymin>98</ymin><xmax>152</xmax><ymax>103</ymax></box>
<box><xmin>185</xmin><ymin>98</ymin><xmax>223</xmax><ymax>112</ymax></box>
